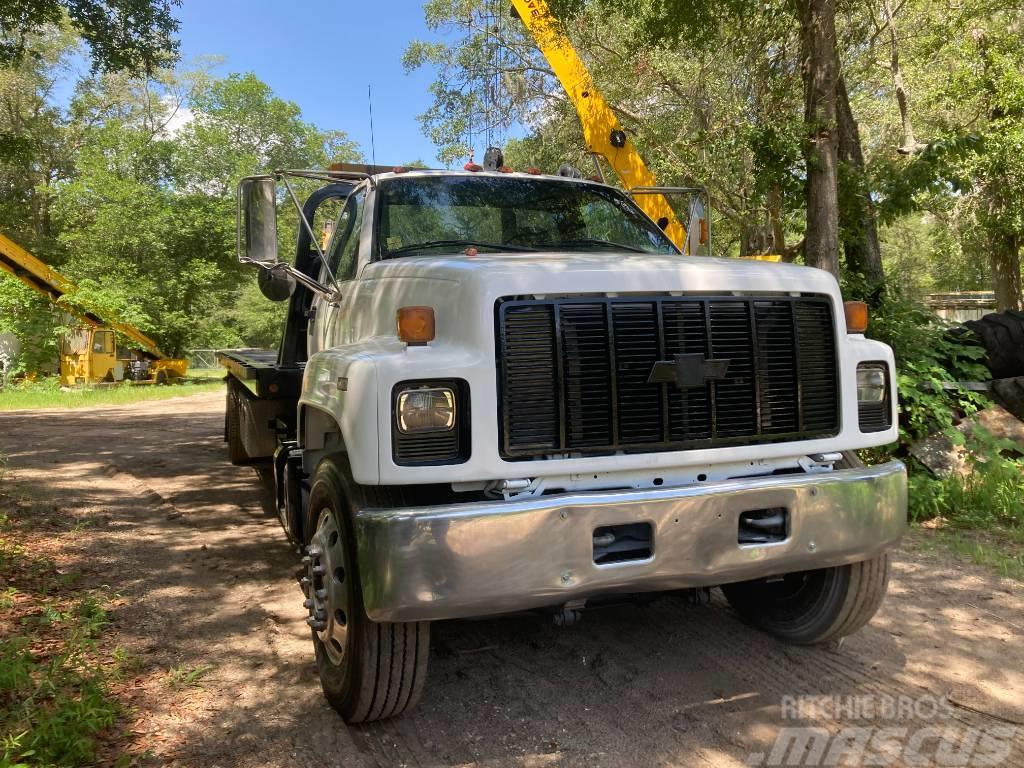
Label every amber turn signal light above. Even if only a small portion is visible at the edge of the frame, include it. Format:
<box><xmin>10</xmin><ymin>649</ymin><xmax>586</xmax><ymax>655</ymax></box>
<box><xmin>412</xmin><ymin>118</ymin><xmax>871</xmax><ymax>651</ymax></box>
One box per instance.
<box><xmin>844</xmin><ymin>300</ymin><xmax>869</xmax><ymax>333</ymax></box>
<box><xmin>397</xmin><ymin>306</ymin><xmax>435</xmax><ymax>344</ymax></box>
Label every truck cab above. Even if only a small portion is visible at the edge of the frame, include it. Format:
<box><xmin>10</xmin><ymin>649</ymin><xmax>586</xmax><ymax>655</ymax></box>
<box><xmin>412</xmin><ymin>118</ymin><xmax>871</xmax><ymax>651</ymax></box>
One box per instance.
<box><xmin>220</xmin><ymin>166</ymin><xmax>906</xmax><ymax>723</ymax></box>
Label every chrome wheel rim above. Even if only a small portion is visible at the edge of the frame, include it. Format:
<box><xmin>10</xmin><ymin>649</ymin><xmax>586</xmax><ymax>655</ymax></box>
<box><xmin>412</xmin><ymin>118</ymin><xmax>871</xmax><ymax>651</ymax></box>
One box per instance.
<box><xmin>304</xmin><ymin>507</ymin><xmax>349</xmax><ymax>666</ymax></box>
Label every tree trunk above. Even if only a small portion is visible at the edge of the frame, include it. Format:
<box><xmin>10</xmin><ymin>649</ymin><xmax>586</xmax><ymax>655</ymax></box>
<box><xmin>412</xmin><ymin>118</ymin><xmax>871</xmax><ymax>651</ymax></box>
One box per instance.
<box><xmin>836</xmin><ymin>75</ymin><xmax>885</xmax><ymax>289</ymax></box>
<box><xmin>990</xmin><ymin>233</ymin><xmax>1022</xmax><ymax>311</ymax></box>
<box><xmin>797</xmin><ymin>0</ymin><xmax>840</xmax><ymax>277</ymax></box>
<box><xmin>767</xmin><ymin>184</ymin><xmax>786</xmax><ymax>254</ymax></box>
<box><xmin>880</xmin><ymin>0</ymin><xmax>923</xmax><ymax>155</ymax></box>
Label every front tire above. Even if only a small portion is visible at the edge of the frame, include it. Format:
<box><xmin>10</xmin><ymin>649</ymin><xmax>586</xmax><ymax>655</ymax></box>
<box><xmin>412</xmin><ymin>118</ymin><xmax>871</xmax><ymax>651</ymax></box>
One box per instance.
<box><xmin>303</xmin><ymin>458</ymin><xmax>430</xmax><ymax>722</ymax></box>
<box><xmin>721</xmin><ymin>554</ymin><xmax>890</xmax><ymax>644</ymax></box>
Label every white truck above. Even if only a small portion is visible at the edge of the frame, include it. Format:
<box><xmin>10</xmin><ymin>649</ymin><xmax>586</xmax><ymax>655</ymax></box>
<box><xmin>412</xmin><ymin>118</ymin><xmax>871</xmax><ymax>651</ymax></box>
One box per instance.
<box><xmin>219</xmin><ymin>164</ymin><xmax>906</xmax><ymax>723</ymax></box>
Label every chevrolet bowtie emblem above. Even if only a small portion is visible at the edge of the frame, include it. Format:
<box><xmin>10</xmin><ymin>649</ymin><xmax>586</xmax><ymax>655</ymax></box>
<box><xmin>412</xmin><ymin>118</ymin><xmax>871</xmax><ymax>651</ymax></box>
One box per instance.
<box><xmin>647</xmin><ymin>353</ymin><xmax>731</xmax><ymax>388</ymax></box>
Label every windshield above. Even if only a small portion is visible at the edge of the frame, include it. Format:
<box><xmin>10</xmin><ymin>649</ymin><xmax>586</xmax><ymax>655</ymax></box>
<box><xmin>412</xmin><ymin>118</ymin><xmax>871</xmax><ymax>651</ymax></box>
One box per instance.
<box><xmin>376</xmin><ymin>175</ymin><xmax>678</xmax><ymax>258</ymax></box>
<box><xmin>59</xmin><ymin>328</ymin><xmax>90</xmax><ymax>356</ymax></box>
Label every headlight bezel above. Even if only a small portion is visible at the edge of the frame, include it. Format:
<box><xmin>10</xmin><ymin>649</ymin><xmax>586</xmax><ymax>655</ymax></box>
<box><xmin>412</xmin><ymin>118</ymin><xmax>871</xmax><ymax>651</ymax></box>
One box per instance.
<box><xmin>391</xmin><ymin>379</ymin><xmax>470</xmax><ymax>465</ymax></box>
<box><xmin>856</xmin><ymin>362</ymin><xmax>891</xmax><ymax>432</ymax></box>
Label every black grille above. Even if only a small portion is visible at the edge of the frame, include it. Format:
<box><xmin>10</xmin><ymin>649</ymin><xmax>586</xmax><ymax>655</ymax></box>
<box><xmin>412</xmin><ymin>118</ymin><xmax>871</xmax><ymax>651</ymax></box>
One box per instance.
<box><xmin>496</xmin><ymin>295</ymin><xmax>839</xmax><ymax>458</ymax></box>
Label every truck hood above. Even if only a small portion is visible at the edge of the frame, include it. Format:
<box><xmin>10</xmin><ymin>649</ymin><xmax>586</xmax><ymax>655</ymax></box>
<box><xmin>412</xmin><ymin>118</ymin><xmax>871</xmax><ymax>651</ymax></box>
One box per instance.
<box><xmin>359</xmin><ymin>252</ymin><xmax>840</xmax><ymax>298</ymax></box>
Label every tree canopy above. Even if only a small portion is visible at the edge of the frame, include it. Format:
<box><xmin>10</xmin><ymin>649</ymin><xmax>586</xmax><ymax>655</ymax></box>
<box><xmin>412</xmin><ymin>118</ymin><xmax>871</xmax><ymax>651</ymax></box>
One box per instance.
<box><xmin>0</xmin><ymin>29</ymin><xmax>362</xmax><ymax>367</ymax></box>
<box><xmin>407</xmin><ymin>0</ymin><xmax>1024</xmax><ymax>308</ymax></box>
<box><xmin>0</xmin><ymin>0</ymin><xmax>180</xmax><ymax>73</ymax></box>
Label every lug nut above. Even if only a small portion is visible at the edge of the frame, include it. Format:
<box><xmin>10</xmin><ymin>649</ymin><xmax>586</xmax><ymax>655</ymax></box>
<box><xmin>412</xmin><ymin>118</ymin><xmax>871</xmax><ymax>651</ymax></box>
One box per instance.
<box><xmin>312</xmin><ymin>565</ymin><xmax>326</xmax><ymax>575</ymax></box>
<box><xmin>303</xmin><ymin>598</ymin><xmax>314</xmax><ymax>609</ymax></box>
<box><xmin>306</xmin><ymin>617</ymin><xmax>326</xmax><ymax>630</ymax></box>
<box><xmin>301</xmin><ymin>556</ymin><xmax>312</xmax><ymax>565</ymax></box>
<box><xmin>315</xmin><ymin>588</ymin><xmax>327</xmax><ymax>599</ymax></box>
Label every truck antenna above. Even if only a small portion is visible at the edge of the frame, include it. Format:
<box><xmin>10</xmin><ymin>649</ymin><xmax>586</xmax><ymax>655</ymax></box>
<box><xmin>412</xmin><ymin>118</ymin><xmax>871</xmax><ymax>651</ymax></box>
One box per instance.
<box><xmin>367</xmin><ymin>85</ymin><xmax>377</xmax><ymax>167</ymax></box>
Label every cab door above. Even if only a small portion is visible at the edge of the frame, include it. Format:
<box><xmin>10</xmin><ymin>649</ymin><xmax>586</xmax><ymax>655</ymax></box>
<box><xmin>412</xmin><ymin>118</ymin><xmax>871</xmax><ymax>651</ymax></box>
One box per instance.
<box><xmin>311</xmin><ymin>186</ymin><xmax>367</xmax><ymax>352</ymax></box>
<box><xmin>89</xmin><ymin>329</ymin><xmax>118</xmax><ymax>382</ymax></box>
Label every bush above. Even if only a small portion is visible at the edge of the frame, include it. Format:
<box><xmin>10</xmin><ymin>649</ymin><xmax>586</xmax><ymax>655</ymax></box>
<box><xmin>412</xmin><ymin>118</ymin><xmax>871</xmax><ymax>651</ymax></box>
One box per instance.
<box><xmin>863</xmin><ymin>288</ymin><xmax>990</xmax><ymax>447</ymax></box>
<box><xmin>850</xmin><ymin>283</ymin><xmax>1024</xmax><ymax>534</ymax></box>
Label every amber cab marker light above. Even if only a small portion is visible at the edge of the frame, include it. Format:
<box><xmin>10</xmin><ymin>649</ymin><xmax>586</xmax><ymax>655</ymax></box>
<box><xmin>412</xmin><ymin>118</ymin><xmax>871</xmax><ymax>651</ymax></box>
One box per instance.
<box><xmin>397</xmin><ymin>306</ymin><xmax>436</xmax><ymax>344</ymax></box>
<box><xmin>844</xmin><ymin>300</ymin><xmax>869</xmax><ymax>333</ymax></box>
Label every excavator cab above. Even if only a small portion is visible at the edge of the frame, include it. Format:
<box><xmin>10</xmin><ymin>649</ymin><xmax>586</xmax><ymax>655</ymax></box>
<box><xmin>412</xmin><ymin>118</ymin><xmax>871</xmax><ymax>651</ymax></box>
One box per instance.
<box><xmin>1</xmin><ymin>232</ymin><xmax>189</xmax><ymax>386</ymax></box>
<box><xmin>58</xmin><ymin>326</ymin><xmax>121</xmax><ymax>385</ymax></box>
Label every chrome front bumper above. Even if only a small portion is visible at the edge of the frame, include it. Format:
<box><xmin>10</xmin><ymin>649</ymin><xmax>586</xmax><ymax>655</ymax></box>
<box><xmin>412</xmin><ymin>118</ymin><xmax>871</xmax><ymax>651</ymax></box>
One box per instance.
<box><xmin>355</xmin><ymin>461</ymin><xmax>907</xmax><ymax>622</ymax></box>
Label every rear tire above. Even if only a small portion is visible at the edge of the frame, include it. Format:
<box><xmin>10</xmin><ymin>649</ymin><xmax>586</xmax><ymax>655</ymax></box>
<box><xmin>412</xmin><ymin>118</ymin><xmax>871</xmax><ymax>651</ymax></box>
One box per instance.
<box><xmin>303</xmin><ymin>457</ymin><xmax>430</xmax><ymax>722</ymax></box>
<box><xmin>721</xmin><ymin>554</ymin><xmax>890</xmax><ymax>644</ymax></box>
<box><xmin>226</xmin><ymin>382</ymin><xmax>250</xmax><ymax>465</ymax></box>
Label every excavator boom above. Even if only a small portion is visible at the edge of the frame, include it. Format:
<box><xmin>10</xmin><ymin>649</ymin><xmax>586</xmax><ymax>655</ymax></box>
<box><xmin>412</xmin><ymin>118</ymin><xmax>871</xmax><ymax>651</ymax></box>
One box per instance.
<box><xmin>510</xmin><ymin>0</ymin><xmax>688</xmax><ymax>248</ymax></box>
<box><xmin>0</xmin><ymin>232</ymin><xmax>167</xmax><ymax>360</ymax></box>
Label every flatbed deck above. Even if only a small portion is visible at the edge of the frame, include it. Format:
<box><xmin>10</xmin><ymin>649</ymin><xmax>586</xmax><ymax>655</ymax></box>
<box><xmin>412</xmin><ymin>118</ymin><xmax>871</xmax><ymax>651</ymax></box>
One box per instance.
<box><xmin>216</xmin><ymin>348</ymin><xmax>303</xmax><ymax>400</ymax></box>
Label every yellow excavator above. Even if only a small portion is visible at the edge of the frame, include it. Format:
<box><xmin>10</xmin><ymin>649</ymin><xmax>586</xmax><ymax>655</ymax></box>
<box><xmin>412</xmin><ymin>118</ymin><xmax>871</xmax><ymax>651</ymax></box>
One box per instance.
<box><xmin>510</xmin><ymin>0</ymin><xmax>781</xmax><ymax>261</ymax></box>
<box><xmin>0</xmin><ymin>232</ymin><xmax>188</xmax><ymax>385</ymax></box>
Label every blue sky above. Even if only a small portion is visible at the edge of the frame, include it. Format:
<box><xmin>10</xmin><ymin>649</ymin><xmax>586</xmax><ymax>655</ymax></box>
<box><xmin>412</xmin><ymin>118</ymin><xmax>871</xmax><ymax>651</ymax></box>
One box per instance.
<box><xmin>173</xmin><ymin>0</ymin><xmax>455</xmax><ymax>166</ymax></box>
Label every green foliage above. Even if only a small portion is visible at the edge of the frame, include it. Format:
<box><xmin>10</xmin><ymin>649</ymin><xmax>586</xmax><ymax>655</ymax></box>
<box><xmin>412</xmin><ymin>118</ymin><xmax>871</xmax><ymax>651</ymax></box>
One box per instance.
<box><xmin>0</xmin><ymin>30</ymin><xmax>363</xmax><ymax>369</ymax></box>
<box><xmin>878</xmin><ymin>214</ymin><xmax>989</xmax><ymax>299</ymax></box>
<box><xmin>851</xmin><ymin>284</ymin><xmax>989</xmax><ymax>445</ymax></box>
<box><xmin>0</xmin><ymin>278</ymin><xmax>58</xmax><ymax>375</ymax></box>
<box><xmin>0</xmin><ymin>378</ymin><xmax>223</xmax><ymax>410</ymax></box>
<box><xmin>854</xmin><ymin>285</ymin><xmax>1024</xmax><ymax>541</ymax></box>
<box><xmin>0</xmin><ymin>584</ymin><xmax>120</xmax><ymax>767</ymax></box>
<box><xmin>0</xmin><ymin>0</ymin><xmax>180</xmax><ymax>74</ymax></box>
<box><xmin>0</xmin><ymin>632</ymin><xmax>120</xmax><ymax>767</ymax></box>
<box><xmin>0</xmin><ymin>475</ymin><xmax>126</xmax><ymax>767</ymax></box>
<box><xmin>164</xmin><ymin>663</ymin><xmax>213</xmax><ymax>690</ymax></box>
<box><xmin>908</xmin><ymin>441</ymin><xmax>1024</xmax><ymax>529</ymax></box>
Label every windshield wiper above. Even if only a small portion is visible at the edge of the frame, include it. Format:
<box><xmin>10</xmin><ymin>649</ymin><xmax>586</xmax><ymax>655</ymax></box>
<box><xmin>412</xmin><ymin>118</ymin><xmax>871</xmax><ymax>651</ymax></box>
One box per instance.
<box><xmin>386</xmin><ymin>239</ymin><xmax>537</xmax><ymax>257</ymax></box>
<box><xmin>538</xmin><ymin>238</ymin><xmax>648</xmax><ymax>253</ymax></box>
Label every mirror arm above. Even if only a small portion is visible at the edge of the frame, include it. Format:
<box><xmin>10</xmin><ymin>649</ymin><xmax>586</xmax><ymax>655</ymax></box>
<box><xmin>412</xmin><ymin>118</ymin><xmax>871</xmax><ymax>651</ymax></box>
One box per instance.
<box><xmin>263</xmin><ymin>261</ymin><xmax>338</xmax><ymax>302</ymax></box>
<box><xmin>279</xmin><ymin>173</ymin><xmax>342</xmax><ymax>296</ymax></box>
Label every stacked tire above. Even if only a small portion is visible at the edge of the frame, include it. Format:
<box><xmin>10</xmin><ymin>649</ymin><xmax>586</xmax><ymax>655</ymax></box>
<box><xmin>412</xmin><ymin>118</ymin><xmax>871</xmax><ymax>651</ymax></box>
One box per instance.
<box><xmin>962</xmin><ymin>310</ymin><xmax>1024</xmax><ymax>419</ymax></box>
<box><xmin>963</xmin><ymin>310</ymin><xmax>1024</xmax><ymax>380</ymax></box>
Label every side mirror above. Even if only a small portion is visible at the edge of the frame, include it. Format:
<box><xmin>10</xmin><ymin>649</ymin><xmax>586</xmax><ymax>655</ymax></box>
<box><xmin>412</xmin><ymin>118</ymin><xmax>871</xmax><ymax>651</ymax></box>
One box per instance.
<box><xmin>238</xmin><ymin>177</ymin><xmax>278</xmax><ymax>265</ymax></box>
<box><xmin>257</xmin><ymin>265</ymin><xmax>296</xmax><ymax>302</ymax></box>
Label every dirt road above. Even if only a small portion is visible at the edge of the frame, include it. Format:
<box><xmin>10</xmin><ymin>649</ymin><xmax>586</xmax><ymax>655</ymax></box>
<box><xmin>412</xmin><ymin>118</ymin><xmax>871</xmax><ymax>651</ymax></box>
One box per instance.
<box><xmin>1</xmin><ymin>392</ymin><xmax>1022</xmax><ymax>768</ymax></box>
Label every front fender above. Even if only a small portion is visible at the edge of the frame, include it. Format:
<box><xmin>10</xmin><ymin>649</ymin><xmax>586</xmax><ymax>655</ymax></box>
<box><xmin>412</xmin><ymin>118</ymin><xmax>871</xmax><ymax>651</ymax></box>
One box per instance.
<box><xmin>300</xmin><ymin>341</ymin><xmax>397</xmax><ymax>484</ymax></box>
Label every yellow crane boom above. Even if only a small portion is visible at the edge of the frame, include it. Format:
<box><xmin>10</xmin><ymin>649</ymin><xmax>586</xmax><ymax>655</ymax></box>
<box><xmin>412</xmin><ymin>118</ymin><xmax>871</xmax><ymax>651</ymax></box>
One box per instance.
<box><xmin>510</xmin><ymin>0</ymin><xmax>688</xmax><ymax>247</ymax></box>
<box><xmin>0</xmin><ymin>232</ymin><xmax>168</xmax><ymax>360</ymax></box>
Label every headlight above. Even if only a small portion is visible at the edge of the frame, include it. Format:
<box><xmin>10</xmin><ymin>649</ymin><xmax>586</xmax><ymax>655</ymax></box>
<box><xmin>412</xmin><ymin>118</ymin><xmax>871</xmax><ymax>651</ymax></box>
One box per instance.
<box><xmin>396</xmin><ymin>387</ymin><xmax>455</xmax><ymax>433</ymax></box>
<box><xmin>857</xmin><ymin>363</ymin><xmax>891</xmax><ymax>432</ymax></box>
<box><xmin>856</xmin><ymin>365</ymin><xmax>887</xmax><ymax>403</ymax></box>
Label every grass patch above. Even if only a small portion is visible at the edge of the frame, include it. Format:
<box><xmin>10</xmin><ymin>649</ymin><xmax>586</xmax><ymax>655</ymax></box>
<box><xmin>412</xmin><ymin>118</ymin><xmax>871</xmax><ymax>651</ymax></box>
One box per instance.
<box><xmin>0</xmin><ymin>467</ymin><xmax>128</xmax><ymax>767</ymax></box>
<box><xmin>908</xmin><ymin>458</ymin><xmax>1024</xmax><ymax>531</ymax></box>
<box><xmin>164</xmin><ymin>663</ymin><xmax>214</xmax><ymax>690</ymax></box>
<box><xmin>0</xmin><ymin>378</ymin><xmax>224</xmax><ymax>411</ymax></box>
<box><xmin>906</xmin><ymin>525</ymin><xmax>1024</xmax><ymax>581</ymax></box>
